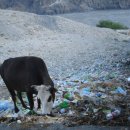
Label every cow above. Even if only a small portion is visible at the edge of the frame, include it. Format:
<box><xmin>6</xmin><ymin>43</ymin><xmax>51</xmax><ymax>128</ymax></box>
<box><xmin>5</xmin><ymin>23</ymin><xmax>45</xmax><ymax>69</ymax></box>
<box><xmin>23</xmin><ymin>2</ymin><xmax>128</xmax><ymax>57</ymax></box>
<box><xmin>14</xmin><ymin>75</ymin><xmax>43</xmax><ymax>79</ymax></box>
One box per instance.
<box><xmin>0</xmin><ymin>56</ymin><xmax>57</xmax><ymax>115</ymax></box>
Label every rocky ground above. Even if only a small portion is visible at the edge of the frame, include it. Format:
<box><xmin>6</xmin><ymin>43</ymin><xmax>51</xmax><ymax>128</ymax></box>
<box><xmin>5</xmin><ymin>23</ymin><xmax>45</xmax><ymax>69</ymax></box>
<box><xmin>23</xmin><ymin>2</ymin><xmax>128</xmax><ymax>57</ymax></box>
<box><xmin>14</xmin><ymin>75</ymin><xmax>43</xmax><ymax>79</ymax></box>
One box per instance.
<box><xmin>0</xmin><ymin>0</ymin><xmax>130</xmax><ymax>14</ymax></box>
<box><xmin>0</xmin><ymin>9</ymin><xmax>130</xmax><ymax>127</ymax></box>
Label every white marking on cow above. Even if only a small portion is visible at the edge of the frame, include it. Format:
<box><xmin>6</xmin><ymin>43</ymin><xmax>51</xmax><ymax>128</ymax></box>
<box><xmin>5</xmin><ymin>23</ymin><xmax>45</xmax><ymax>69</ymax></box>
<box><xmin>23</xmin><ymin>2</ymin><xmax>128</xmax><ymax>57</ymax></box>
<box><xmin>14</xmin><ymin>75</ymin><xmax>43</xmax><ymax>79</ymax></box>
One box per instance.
<box><xmin>32</xmin><ymin>85</ymin><xmax>53</xmax><ymax>114</ymax></box>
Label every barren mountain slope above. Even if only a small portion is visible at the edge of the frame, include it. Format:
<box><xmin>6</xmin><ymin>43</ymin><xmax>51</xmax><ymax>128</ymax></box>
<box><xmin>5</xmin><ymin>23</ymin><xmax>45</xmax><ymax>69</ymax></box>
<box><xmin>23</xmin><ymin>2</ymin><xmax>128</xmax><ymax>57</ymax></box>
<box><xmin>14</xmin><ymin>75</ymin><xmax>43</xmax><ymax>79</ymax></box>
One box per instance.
<box><xmin>0</xmin><ymin>0</ymin><xmax>130</xmax><ymax>14</ymax></box>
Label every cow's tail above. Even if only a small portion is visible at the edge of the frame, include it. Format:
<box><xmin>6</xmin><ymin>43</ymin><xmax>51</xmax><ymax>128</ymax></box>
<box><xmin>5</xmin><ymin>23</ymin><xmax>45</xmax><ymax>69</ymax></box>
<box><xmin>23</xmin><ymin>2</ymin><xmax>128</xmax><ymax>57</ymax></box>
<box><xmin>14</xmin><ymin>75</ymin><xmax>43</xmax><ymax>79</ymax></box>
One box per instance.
<box><xmin>0</xmin><ymin>62</ymin><xmax>2</xmax><ymax>75</ymax></box>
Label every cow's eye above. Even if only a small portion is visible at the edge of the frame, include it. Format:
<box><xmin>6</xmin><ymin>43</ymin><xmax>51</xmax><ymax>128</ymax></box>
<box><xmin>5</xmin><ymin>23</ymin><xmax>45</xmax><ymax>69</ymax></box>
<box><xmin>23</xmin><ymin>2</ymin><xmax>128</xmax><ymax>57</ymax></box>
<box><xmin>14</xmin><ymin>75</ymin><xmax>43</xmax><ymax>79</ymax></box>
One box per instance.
<box><xmin>47</xmin><ymin>95</ymin><xmax>52</xmax><ymax>102</ymax></box>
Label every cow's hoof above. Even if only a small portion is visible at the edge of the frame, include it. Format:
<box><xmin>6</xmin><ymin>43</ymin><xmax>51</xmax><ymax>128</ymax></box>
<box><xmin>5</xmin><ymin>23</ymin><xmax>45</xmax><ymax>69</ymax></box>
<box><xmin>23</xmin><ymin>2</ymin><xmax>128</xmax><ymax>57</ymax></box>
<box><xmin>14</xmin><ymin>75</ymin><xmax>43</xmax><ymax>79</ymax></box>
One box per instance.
<box><xmin>27</xmin><ymin>110</ymin><xmax>37</xmax><ymax>115</ymax></box>
<box><xmin>47</xmin><ymin>113</ymin><xmax>55</xmax><ymax>117</ymax></box>
<box><xmin>23</xmin><ymin>105</ymin><xmax>30</xmax><ymax>109</ymax></box>
<box><xmin>37</xmin><ymin>107</ymin><xmax>41</xmax><ymax>110</ymax></box>
<box><xmin>15</xmin><ymin>107</ymin><xmax>19</xmax><ymax>113</ymax></box>
<box><xmin>41</xmin><ymin>113</ymin><xmax>55</xmax><ymax>117</ymax></box>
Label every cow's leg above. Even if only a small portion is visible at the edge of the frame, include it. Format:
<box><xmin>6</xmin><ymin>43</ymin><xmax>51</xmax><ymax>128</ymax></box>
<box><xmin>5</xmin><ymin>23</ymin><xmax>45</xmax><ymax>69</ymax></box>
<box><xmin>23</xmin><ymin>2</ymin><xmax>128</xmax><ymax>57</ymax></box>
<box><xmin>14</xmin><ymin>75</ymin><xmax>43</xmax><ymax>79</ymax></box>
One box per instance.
<box><xmin>37</xmin><ymin>98</ymin><xmax>41</xmax><ymax>109</ymax></box>
<box><xmin>17</xmin><ymin>92</ymin><xmax>29</xmax><ymax>109</ymax></box>
<box><xmin>8</xmin><ymin>89</ymin><xmax>19</xmax><ymax>113</ymax></box>
<box><xmin>27</xmin><ymin>92</ymin><xmax>34</xmax><ymax>110</ymax></box>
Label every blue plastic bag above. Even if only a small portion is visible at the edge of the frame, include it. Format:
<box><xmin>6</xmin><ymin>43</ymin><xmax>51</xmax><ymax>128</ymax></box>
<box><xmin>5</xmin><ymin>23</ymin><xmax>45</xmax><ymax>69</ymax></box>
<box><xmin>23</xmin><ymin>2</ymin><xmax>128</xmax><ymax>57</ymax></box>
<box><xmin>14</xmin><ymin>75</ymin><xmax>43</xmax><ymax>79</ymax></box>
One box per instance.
<box><xmin>0</xmin><ymin>100</ymin><xmax>14</xmax><ymax>111</ymax></box>
<box><xmin>115</xmin><ymin>87</ymin><xmax>126</xmax><ymax>95</ymax></box>
<box><xmin>80</xmin><ymin>88</ymin><xmax>91</xmax><ymax>96</ymax></box>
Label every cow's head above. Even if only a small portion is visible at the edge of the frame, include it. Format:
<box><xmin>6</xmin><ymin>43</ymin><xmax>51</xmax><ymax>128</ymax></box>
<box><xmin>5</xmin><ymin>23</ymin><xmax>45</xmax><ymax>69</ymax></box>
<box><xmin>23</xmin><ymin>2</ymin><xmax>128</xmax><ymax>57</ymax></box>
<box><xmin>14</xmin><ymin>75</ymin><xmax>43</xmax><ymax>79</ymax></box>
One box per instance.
<box><xmin>31</xmin><ymin>85</ymin><xmax>57</xmax><ymax>115</ymax></box>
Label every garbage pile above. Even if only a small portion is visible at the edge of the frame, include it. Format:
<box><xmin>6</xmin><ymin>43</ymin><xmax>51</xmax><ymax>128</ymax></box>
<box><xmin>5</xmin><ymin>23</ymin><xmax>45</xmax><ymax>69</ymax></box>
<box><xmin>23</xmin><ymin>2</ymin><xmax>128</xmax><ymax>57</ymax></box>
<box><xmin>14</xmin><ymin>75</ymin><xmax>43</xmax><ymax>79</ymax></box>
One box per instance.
<box><xmin>52</xmin><ymin>77</ymin><xmax>130</xmax><ymax>126</ymax></box>
<box><xmin>0</xmin><ymin>76</ymin><xmax>130</xmax><ymax>126</ymax></box>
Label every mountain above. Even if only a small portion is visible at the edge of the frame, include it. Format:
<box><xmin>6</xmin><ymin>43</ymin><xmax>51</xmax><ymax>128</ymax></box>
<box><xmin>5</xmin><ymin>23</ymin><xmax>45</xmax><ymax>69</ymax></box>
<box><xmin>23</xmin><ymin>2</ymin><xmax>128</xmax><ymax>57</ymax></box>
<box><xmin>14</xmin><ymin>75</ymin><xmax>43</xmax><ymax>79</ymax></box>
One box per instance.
<box><xmin>0</xmin><ymin>0</ymin><xmax>130</xmax><ymax>15</ymax></box>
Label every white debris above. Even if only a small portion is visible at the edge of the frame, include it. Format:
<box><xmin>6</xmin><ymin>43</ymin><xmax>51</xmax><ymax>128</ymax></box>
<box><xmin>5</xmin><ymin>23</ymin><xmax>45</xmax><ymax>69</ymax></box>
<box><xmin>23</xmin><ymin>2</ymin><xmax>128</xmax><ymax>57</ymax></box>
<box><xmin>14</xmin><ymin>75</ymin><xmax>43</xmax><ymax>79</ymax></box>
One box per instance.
<box><xmin>127</xmin><ymin>77</ymin><xmax>130</xmax><ymax>82</ymax></box>
<box><xmin>17</xmin><ymin>120</ymin><xmax>22</xmax><ymax>124</ymax></box>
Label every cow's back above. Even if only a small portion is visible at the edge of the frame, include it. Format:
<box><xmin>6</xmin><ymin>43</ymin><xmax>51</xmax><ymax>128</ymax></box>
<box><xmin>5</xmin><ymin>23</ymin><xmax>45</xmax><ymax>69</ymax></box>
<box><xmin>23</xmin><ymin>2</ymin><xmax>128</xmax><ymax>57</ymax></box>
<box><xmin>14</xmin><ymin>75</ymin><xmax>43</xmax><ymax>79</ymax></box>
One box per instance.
<box><xmin>0</xmin><ymin>56</ymin><xmax>52</xmax><ymax>92</ymax></box>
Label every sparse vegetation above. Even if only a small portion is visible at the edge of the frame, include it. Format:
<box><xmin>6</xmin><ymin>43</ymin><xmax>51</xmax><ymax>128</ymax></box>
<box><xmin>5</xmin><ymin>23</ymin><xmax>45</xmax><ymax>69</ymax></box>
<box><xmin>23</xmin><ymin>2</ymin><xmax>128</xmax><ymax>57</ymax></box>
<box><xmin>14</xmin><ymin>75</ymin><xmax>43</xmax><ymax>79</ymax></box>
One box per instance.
<box><xmin>97</xmin><ymin>20</ymin><xmax>128</xmax><ymax>30</ymax></box>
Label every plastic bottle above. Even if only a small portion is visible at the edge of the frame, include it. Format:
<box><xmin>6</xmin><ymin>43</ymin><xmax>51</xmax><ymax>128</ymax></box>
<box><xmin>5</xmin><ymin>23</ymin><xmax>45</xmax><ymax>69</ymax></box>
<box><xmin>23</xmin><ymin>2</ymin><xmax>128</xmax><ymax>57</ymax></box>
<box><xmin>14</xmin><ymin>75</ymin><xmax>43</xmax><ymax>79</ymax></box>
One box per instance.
<box><xmin>59</xmin><ymin>101</ymin><xmax>69</xmax><ymax>109</ymax></box>
<box><xmin>80</xmin><ymin>88</ymin><xmax>91</xmax><ymax>97</ymax></box>
<box><xmin>115</xmin><ymin>87</ymin><xmax>126</xmax><ymax>95</ymax></box>
<box><xmin>127</xmin><ymin>77</ymin><xmax>130</xmax><ymax>86</ymax></box>
<box><xmin>106</xmin><ymin>109</ymin><xmax>121</xmax><ymax>120</ymax></box>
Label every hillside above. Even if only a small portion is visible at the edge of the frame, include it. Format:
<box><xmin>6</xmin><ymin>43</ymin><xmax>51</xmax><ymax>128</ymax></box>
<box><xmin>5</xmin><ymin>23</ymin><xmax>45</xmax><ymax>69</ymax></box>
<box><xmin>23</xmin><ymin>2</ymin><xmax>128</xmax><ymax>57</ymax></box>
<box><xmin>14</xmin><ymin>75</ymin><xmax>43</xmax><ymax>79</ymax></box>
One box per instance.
<box><xmin>0</xmin><ymin>9</ymin><xmax>130</xmax><ymax>80</ymax></box>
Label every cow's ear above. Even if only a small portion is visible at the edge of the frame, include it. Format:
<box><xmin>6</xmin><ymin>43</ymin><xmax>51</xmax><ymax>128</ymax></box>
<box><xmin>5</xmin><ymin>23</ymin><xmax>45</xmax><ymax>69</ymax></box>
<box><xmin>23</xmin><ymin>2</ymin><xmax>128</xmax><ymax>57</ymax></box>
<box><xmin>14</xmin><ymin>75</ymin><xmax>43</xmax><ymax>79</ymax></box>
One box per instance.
<box><xmin>53</xmin><ymin>87</ymin><xmax>57</xmax><ymax>92</ymax></box>
<box><xmin>31</xmin><ymin>85</ymin><xmax>40</xmax><ymax>91</ymax></box>
<box><xmin>49</xmin><ymin>87</ymin><xmax>57</xmax><ymax>93</ymax></box>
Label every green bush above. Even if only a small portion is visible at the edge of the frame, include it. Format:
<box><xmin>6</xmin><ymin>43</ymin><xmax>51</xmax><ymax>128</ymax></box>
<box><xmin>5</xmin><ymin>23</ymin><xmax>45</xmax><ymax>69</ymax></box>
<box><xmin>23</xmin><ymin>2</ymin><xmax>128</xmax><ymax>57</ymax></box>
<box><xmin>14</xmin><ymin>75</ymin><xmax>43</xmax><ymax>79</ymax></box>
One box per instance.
<box><xmin>97</xmin><ymin>20</ymin><xmax>128</xmax><ymax>30</ymax></box>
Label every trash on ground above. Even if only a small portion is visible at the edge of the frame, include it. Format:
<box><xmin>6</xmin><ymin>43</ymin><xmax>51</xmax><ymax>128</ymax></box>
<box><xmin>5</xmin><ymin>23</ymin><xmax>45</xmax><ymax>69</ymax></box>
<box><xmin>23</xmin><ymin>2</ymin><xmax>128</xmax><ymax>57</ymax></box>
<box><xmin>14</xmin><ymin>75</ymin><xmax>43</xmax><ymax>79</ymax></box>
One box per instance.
<box><xmin>0</xmin><ymin>100</ymin><xmax>13</xmax><ymax>111</ymax></box>
<box><xmin>127</xmin><ymin>77</ymin><xmax>130</xmax><ymax>85</ymax></box>
<box><xmin>106</xmin><ymin>109</ymin><xmax>121</xmax><ymax>120</ymax></box>
<box><xmin>0</xmin><ymin>75</ymin><xmax>130</xmax><ymax>126</ymax></box>
<box><xmin>52</xmin><ymin>77</ymin><xmax>130</xmax><ymax>126</ymax></box>
<box><xmin>115</xmin><ymin>87</ymin><xmax>127</xmax><ymax>95</ymax></box>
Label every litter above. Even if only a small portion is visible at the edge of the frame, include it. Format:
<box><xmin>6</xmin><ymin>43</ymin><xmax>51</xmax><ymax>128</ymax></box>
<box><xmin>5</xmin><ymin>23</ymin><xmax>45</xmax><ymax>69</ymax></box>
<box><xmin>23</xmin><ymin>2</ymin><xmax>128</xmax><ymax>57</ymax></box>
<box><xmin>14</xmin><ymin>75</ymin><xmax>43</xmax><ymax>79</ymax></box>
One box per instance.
<box><xmin>59</xmin><ymin>101</ymin><xmax>69</xmax><ymax>109</ymax></box>
<box><xmin>17</xmin><ymin>120</ymin><xmax>22</xmax><ymax>124</ymax></box>
<box><xmin>80</xmin><ymin>88</ymin><xmax>91</xmax><ymax>97</ymax></box>
<box><xmin>60</xmin><ymin>108</ymin><xmax>66</xmax><ymax>114</ymax></box>
<box><xmin>67</xmin><ymin>110</ymin><xmax>74</xmax><ymax>116</ymax></box>
<box><xmin>115</xmin><ymin>87</ymin><xmax>127</xmax><ymax>95</ymax></box>
<box><xmin>52</xmin><ymin>77</ymin><xmax>130</xmax><ymax>126</ymax></box>
<box><xmin>127</xmin><ymin>77</ymin><xmax>130</xmax><ymax>82</ymax></box>
<box><xmin>0</xmin><ymin>74</ymin><xmax>129</xmax><ymax>126</ymax></box>
<box><xmin>106</xmin><ymin>109</ymin><xmax>121</xmax><ymax>120</ymax></box>
<box><xmin>0</xmin><ymin>100</ymin><xmax>14</xmax><ymax>111</ymax></box>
